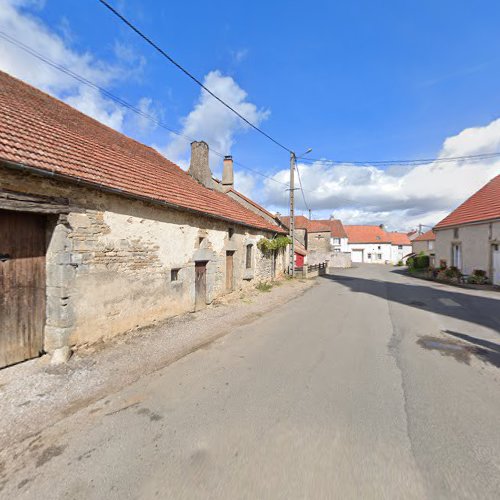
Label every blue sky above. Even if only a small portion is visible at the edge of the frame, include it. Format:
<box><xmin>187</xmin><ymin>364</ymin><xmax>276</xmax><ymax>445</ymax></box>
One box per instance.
<box><xmin>1</xmin><ymin>0</ymin><xmax>500</xmax><ymax>229</ymax></box>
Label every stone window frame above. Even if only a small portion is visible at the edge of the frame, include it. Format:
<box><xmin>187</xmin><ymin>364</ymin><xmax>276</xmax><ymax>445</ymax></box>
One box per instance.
<box><xmin>171</xmin><ymin>268</ymin><xmax>180</xmax><ymax>281</ymax></box>
<box><xmin>245</xmin><ymin>244</ymin><xmax>253</xmax><ymax>269</ymax></box>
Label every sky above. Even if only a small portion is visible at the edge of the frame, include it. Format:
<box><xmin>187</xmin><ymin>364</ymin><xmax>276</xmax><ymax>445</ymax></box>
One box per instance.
<box><xmin>1</xmin><ymin>0</ymin><xmax>500</xmax><ymax>230</ymax></box>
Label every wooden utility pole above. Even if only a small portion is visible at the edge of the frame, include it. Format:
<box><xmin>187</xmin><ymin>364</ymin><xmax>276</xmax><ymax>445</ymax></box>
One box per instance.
<box><xmin>308</xmin><ymin>209</ymin><xmax>312</xmax><ymax>220</ymax></box>
<box><xmin>289</xmin><ymin>151</ymin><xmax>296</xmax><ymax>276</ymax></box>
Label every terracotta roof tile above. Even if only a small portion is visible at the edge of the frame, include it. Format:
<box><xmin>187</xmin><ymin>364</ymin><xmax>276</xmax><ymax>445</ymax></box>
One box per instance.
<box><xmin>413</xmin><ymin>230</ymin><xmax>436</xmax><ymax>242</ymax></box>
<box><xmin>344</xmin><ymin>225</ymin><xmax>390</xmax><ymax>243</ymax></box>
<box><xmin>435</xmin><ymin>174</ymin><xmax>500</xmax><ymax>229</ymax></box>
<box><xmin>279</xmin><ymin>216</ymin><xmax>347</xmax><ymax>237</ymax></box>
<box><xmin>387</xmin><ymin>232</ymin><xmax>412</xmax><ymax>245</ymax></box>
<box><xmin>0</xmin><ymin>71</ymin><xmax>283</xmax><ymax>234</ymax></box>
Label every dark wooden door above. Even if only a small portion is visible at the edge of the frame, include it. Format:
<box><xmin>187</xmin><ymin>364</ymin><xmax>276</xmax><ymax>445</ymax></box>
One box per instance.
<box><xmin>195</xmin><ymin>261</ymin><xmax>207</xmax><ymax>310</ymax></box>
<box><xmin>0</xmin><ymin>210</ymin><xmax>46</xmax><ymax>368</ymax></box>
<box><xmin>226</xmin><ymin>252</ymin><xmax>234</xmax><ymax>291</ymax></box>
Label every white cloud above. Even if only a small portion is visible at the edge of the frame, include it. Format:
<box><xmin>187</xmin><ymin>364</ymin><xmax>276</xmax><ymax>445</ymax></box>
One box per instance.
<box><xmin>262</xmin><ymin>118</ymin><xmax>500</xmax><ymax>231</ymax></box>
<box><xmin>0</xmin><ymin>0</ymin><xmax>148</xmax><ymax>131</ymax></box>
<box><xmin>158</xmin><ymin>70</ymin><xmax>269</xmax><ymax>169</ymax></box>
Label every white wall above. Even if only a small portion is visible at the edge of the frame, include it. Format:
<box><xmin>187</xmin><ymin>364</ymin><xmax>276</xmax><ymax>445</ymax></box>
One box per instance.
<box><xmin>330</xmin><ymin>237</ymin><xmax>349</xmax><ymax>253</ymax></box>
<box><xmin>348</xmin><ymin>243</ymin><xmax>392</xmax><ymax>263</ymax></box>
<box><xmin>390</xmin><ymin>244</ymin><xmax>413</xmax><ymax>264</ymax></box>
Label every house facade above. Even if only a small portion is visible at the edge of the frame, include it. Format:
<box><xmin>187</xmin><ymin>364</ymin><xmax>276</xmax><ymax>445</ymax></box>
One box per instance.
<box><xmin>345</xmin><ymin>225</ymin><xmax>411</xmax><ymax>264</ymax></box>
<box><xmin>412</xmin><ymin>230</ymin><xmax>436</xmax><ymax>265</ymax></box>
<box><xmin>434</xmin><ymin>174</ymin><xmax>500</xmax><ymax>284</ymax></box>
<box><xmin>0</xmin><ymin>71</ymin><xmax>286</xmax><ymax>368</ymax></box>
<box><xmin>279</xmin><ymin>216</ymin><xmax>349</xmax><ymax>265</ymax></box>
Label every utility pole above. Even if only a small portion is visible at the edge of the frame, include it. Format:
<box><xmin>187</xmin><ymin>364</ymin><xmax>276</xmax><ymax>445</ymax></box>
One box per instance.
<box><xmin>308</xmin><ymin>209</ymin><xmax>312</xmax><ymax>220</ymax></box>
<box><xmin>418</xmin><ymin>224</ymin><xmax>422</xmax><ymax>235</ymax></box>
<box><xmin>289</xmin><ymin>151</ymin><xmax>296</xmax><ymax>276</ymax></box>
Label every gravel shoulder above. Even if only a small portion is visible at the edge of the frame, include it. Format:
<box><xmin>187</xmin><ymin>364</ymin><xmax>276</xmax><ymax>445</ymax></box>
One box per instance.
<box><xmin>0</xmin><ymin>277</ymin><xmax>315</xmax><ymax>452</ymax></box>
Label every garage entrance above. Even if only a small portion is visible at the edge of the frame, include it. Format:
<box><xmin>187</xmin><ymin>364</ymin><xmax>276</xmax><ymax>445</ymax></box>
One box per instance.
<box><xmin>351</xmin><ymin>249</ymin><xmax>364</xmax><ymax>263</ymax></box>
<box><xmin>0</xmin><ymin>210</ymin><xmax>46</xmax><ymax>368</ymax></box>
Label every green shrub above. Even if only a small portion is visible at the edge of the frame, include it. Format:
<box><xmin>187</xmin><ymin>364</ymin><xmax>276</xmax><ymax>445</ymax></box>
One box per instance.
<box><xmin>396</xmin><ymin>260</ymin><xmax>404</xmax><ymax>267</ymax></box>
<box><xmin>257</xmin><ymin>236</ymin><xmax>291</xmax><ymax>255</ymax></box>
<box><xmin>414</xmin><ymin>252</ymin><xmax>430</xmax><ymax>270</ymax></box>
<box><xmin>256</xmin><ymin>281</ymin><xmax>273</xmax><ymax>292</ymax></box>
<box><xmin>473</xmin><ymin>269</ymin><xmax>487</xmax><ymax>277</ymax></box>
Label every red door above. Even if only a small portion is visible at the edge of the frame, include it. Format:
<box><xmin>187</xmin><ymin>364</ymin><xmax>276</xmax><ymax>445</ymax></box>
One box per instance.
<box><xmin>295</xmin><ymin>252</ymin><xmax>304</xmax><ymax>268</ymax></box>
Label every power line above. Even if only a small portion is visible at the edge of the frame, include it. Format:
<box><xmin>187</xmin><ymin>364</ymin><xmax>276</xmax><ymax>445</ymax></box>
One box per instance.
<box><xmin>97</xmin><ymin>0</ymin><xmax>292</xmax><ymax>154</ymax></box>
<box><xmin>0</xmin><ymin>31</ymin><xmax>288</xmax><ymax>188</ymax></box>
<box><xmin>294</xmin><ymin>163</ymin><xmax>310</xmax><ymax>212</ymax></box>
<box><xmin>300</xmin><ymin>151</ymin><xmax>500</xmax><ymax>167</ymax></box>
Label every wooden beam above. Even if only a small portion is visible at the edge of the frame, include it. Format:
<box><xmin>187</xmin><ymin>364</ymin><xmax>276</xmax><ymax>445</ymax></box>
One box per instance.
<box><xmin>0</xmin><ymin>188</ymin><xmax>71</xmax><ymax>214</ymax></box>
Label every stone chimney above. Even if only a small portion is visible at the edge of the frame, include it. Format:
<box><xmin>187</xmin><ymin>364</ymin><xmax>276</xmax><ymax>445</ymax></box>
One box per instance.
<box><xmin>222</xmin><ymin>155</ymin><xmax>234</xmax><ymax>192</ymax></box>
<box><xmin>379</xmin><ymin>224</ymin><xmax>385</xmax><ymax>231</ymax></box>
<box><xmin>188</xmin><ymin>141</ymin><xmax>214</xmax><ymax>189</ymax></box>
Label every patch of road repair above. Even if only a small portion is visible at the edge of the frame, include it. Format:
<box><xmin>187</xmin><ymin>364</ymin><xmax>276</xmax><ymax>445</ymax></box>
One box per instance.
<box><xmin>417</xmin><ymin>334</ymin><xmax>500</xmax><ymax>368</ymax></box>
<box><xmin>438</xmin><ymin>297</ymin><xmax>461</xmax><ymax>307</ymax></box>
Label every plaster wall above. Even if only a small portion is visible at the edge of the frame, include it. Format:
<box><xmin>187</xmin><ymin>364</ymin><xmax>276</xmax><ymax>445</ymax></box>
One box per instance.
<box><xmin>435</xmin><ymin>221</ymin><xmax>500</xmax><ymax>276</ymax></box>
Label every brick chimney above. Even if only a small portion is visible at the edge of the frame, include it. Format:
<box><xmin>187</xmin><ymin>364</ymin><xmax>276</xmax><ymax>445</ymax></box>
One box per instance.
<box><xmin>188</xmin><ymin>141</ymin><xmax>214</xmax><ymax>189</ymax></box>
<box><xmin>222</xmin><ymin>155</ymin><xmax>234</xmax><ymax>192</ymax></box>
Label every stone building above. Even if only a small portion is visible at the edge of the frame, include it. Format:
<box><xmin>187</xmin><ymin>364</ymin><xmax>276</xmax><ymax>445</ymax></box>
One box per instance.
<box><xmin>412</xmin><ymin>230</ymin><xmax>436</xmax><ymax>266</ymax></box>
<box><xmin>0</xmin><ymin>71</ymin><xmax>286</xmax><ymax>368</ymax></box>
<box><xmin>434</xmin><ymin>174</ymin><xmax>500</xmax><ymax>284</ymax></box>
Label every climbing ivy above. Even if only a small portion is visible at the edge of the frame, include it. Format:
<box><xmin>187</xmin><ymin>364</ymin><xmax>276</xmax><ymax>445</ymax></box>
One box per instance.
<box><xmin>257</xmin><ymin>235</ymin><xmax>291</xmax><ymax>255</ymax></box>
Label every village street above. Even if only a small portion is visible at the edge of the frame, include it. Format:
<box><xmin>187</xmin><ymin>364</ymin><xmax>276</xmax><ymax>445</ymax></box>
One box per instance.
<box><xmin>2</xmin><ymin>265</ymin><xmax>500</xmax><ymax>499</ymax></box>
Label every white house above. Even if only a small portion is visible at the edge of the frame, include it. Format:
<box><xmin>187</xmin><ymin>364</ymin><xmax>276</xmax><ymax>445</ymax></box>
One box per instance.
<box><xmin>345</xmin><ymin>225</ymin><xmax>412</xmax><ymax>264</ymax></box>
<box><xmin>387</xmin><ymin>232</ymin><xmax>413</xmax><ymax>264</ymax></box>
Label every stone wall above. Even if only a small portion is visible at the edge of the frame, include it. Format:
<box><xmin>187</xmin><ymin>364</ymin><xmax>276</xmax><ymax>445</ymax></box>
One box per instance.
<box><xmin>0</xmin><ymin>168</ymin><xmax>285</xmax><ymax>354</ymax></box>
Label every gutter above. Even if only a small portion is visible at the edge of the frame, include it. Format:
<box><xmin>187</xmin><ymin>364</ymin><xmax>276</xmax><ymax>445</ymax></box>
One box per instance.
<box><xmin>0</xmin><ymin>159</ymin><xmax>283</xmax><ymax>235</ymax></box>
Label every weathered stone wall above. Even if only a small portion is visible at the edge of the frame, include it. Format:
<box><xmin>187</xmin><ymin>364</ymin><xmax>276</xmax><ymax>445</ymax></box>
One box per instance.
<box><xmin>0</xmin><ymin>168</ymin><xmax>284</xmax><ymax>353</ymax></box>
<box><xmin>328</xmin><ymin>253</ymin><xmax>352</xmax><ymax>269</ymax></box>
<box><xmin>307</xmin><ymin>231</ymin><xmax>331</xmax><ymax>252</ymax></box>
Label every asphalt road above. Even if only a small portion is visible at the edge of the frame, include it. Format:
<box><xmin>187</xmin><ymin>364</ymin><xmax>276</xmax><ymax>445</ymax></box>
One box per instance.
<box><xmin>5</xmin><ymin>265</ymin><xmax>500</xmax><ymax>499</ymax></box>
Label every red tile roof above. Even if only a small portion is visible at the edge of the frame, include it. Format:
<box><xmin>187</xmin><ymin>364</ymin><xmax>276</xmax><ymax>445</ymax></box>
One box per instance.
<box><xmin>387</xmin><ymin>232</ymin><xmax>412</xmax><ymax>245</ymax></box>
<box><xmin>279</xmin><ymin>216</ymin><xmax>347</xmax><ymax>237</ymax></box>
<box><xmin>0</xmin><ymin>71</ymin><xmax>283</xmax><ymax>233</ymax></box>
<box><xmin>344</xmin><ymin>225</ymin><xmax>390</xmax><ymax>244</ymax></box>
<box><xmin>435</xmin><ymin>174</ymin><xmax>500</xmax><ymax>229</ymax></box>
<box><xmin>315</xmin><ymin>219</ymin><xmax>348</xmax><ymax>238</ymax></box>
<box><xmin>413</xmin><ymin>230</ymin><xmax>436</xmax><ymax>242</ymax></box>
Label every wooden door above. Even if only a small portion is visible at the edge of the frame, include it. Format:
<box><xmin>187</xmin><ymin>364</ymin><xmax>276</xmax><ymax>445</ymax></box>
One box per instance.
<box><xmin>195</xmin><ymin>261</ymin><xmax>207</xmax><ymax>310</ymax></box>
<box><xmin>295</xmin><ymin>252</ymin><xmax>304</xmax><ymax>268</ymax></box>
<box><xmin>0</xmin><ymin>210</ymin><xmax>46</xmax><ymax>368</ymax></box>
<box><xmin>226</xmin><ymin>252</ymin><xmax>234</xmax><ymax>291</ymax></box>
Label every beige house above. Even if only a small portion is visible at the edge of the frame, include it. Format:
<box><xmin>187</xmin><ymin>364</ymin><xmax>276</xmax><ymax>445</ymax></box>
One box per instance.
<box><xmin>434</xmin><ymin>174</ymin><xmax>500</xmax><ymax>284</ymax></box>
<box><xmin>412</xmin><ymin>230</ymin><xmax>436</xmax><ymax>266</ymax></box>
<box><xmin>0</xmin><ymin>71</ymin><xmax>286</xmax><ymax>368</ymax></box>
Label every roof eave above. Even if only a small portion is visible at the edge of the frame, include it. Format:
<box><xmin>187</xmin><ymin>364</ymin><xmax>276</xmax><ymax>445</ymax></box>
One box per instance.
<box><xmin>0</xmin><ymin>159</ymin><xmax>284</xmax><ymax>234</ymax></box>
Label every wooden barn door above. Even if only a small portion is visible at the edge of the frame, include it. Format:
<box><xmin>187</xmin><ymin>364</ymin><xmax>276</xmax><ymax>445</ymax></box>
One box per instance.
<box><xmin>0</xmin><ymin>210</ymin><xmax>46</xmax><ymax>368</ymax></box>
<box><xmin>195</xmin><ymin>261</ymin><xmax>207</xmax><ymax>310</ymax></box>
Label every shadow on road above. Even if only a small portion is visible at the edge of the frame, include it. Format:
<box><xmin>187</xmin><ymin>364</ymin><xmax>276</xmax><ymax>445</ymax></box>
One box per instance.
<box><xmin>321</xmin><ymin>272</ymin><xmax>500</xmax><ymax>334</ymax></box>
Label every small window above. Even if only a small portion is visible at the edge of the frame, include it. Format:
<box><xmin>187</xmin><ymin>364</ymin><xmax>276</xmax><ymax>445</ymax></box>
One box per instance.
<box><xmin>377</xmin><ymin>253</ymin><xmax>382</xmax><ymax>260</ymax></box>
<box><xmin>453</xmin><ymin>228</ymin><xmax>459</xmax><ymax>239</ymax></box>
<box><xmin>171</xmin><ymin>269</ymin><xmax>180</xmax><ymax>281</ymax></box>
<box><xmin>398</xmin><ymin>245</ymin><xmax>403</xmax><ymax>250</ymax></box>
<box><xmin>334</xmin><ymin>238</ymin><xmax>340</xmax><ymax>245</ymax></box>
<box><xmin>228</xmin><ymin>228</ymin><xmax>234</xmax><ymax>239</ymax></box>
<box><xmin>378</xmin><ymin>245</ymin><xmax>381</xmax><ymax>250</ymax></box>
<box><xmin>198</xmin><ymin>236</ymin><xmax>205</xmax><ymax>247</ymax></box>
<box><xmin>429</xmin><ymin>241</ymin><xmax>434</xmax><ymax>250</ymax></box>
<box><xmin>367</xmin><ymin>253</ymin><xmax>372</xmax><ymax>259</ymax></box>
<box><xmin>246</xmin><ymin>244</ymin><xmax>253</xmax><ymax>269</ymax></box>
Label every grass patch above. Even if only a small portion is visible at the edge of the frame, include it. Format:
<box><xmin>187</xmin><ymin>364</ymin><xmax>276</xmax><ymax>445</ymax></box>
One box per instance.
<box><xmin>256</xmin><ymin>282</ymin><xmax>273</xmax><ymax>293</ymax></box>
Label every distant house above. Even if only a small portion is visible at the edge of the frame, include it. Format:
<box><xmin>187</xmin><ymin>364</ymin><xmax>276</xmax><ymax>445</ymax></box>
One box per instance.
<box><xmin>412</xmin><ymin>230</ymin><xmax>436</xmax><ymax>265</ymax></box>
<box><xmin>387</xmin><ymin>232</ymin><xmax>413</xmax><ymax>264</ymax></box>
<box><xmin>434</xmin><ymin>174</ymin><xmax>500</xmax><ymax>284</ymax></box>
<box><xmin>345</xmin><ymin>225</ymin><xmax>391</xmax><ymax>263</ymax></box>
<box><xmin>279</xmin><ymin>215</ymin><xmax>348</xmax><ymax>264</ymax></box>
<box><xmin>345</xmin><ymin>225</ymin><xmax>411</xmax><ymax>264</ymax></box>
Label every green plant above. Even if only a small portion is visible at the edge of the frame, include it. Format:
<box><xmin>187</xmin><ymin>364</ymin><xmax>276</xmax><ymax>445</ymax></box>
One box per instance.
<box><xmin>444</xmin><ymin>266</ymin><xmax>462</xmax><ymax>279</ymax></box>
<box><xmin>473</xmin><ymin>269</ymin><xmax>487</xmax><ymax>277</ymax></box>
<box><xmin>257</xmin><ymin>236</ymin><xmax>291</xmax><ymax>255</ymax></box>
<box><xmin>414</xmin><ymin>252</ymin><xmax>430</xmax><ymax>270</ymax></box>
<box><xmin>256</xmin><ymin>281</ymin><xmax>273</xmax><ymax>292</ymax></box>
<box><xmin>396</xmin><ymin>260</ymin><xmax>404</xmax><ymax>267</ymax></box>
